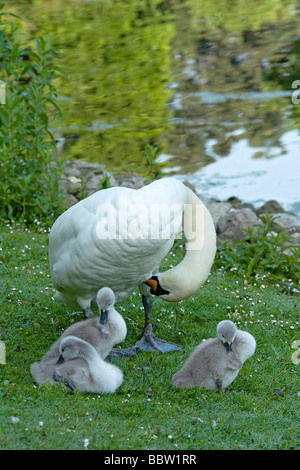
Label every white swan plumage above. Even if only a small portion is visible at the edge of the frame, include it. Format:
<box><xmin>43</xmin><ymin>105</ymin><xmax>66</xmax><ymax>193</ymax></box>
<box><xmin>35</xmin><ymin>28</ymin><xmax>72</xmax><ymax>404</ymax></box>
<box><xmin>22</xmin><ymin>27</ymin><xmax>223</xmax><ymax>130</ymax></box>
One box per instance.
<box><xmin>49</xmin><ymin>177</ymin><xmax>216</xmax><ymax>352</ymax></box>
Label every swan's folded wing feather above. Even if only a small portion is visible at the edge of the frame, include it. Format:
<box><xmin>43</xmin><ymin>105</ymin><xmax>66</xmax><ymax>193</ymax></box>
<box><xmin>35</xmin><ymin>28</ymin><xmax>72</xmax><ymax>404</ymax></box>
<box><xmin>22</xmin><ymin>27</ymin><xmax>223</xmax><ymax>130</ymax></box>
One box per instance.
<box><xmin>49</xmin><ymin>180</ymin><xmax>186</xmax><ymax>304</ymax></box>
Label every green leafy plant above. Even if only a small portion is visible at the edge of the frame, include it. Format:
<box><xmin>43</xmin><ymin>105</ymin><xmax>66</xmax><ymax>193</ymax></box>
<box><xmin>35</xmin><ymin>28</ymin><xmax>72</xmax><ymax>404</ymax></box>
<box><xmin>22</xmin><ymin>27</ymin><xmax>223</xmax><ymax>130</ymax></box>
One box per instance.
<box><xmin>143</xmin><ymin>143</ymin><xmax>163</xmax><ymax>182</ymax></box>
<box><xmin>0</xmin><ymin>3</ymin><xmax>66</xmax><ymax>225</ymax></box>
<box><xmin>216</xmin><ymin>213</ymin><xmax>300</xmax><ymax>284</ymax></box>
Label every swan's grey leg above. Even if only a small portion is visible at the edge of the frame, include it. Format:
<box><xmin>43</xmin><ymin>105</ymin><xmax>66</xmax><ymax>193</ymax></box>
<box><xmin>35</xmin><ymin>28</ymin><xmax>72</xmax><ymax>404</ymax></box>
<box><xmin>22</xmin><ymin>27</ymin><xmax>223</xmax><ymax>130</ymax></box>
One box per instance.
<box><xmin>141</xmin><ymin>293</ymin><xmax>153</xmax><ymax>337</ymax></box>
<box><xmin>135</xmin><ymin>293</ymin><xmax>182</xmax><ymax>353</ymax></box>
<box><xmin>108</xmin><ymin>292</ymin><xmax>182</xmax><ymax>358</ymax></box>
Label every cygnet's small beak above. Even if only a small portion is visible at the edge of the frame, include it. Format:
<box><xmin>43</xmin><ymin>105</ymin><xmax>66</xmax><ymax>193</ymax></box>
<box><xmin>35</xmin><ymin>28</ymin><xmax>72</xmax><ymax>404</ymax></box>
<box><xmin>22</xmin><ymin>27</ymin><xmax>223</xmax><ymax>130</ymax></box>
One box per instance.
<box><xmin>56</xmin><ymin>354</ymin><xmax>65</xmax><ymax>365</ymax></box>
<box><xmin>100</xmin><ymin>309</ymin><xmax>109</xmax><ymax>325</ymax></box>
<box><xmin>224</xmin><ymin>342</ymin><xmax>232</xmax><ymax>353</ymax></box>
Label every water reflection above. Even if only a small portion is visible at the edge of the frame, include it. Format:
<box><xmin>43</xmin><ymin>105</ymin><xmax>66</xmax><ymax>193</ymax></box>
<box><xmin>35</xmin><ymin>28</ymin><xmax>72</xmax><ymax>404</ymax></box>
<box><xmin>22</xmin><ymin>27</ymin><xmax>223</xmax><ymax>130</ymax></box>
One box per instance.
<box><xmin>176</xmin><ymin>130</ymin><xmax>300</xmax><ymax>216</ymax></box>
<box><xmin>12</xmin><ymin>0</ymin><xmax>300</xmax><ymax>212</ymax></box>
<box><xmin>163</xmin><ymin>0</ymin><xmax>300</xmax><ymax>213</ymax></box>
<box><xmin>31</xmin><ymin>0</ymin><xmax>175</xmax><ymax>172</ymax></box>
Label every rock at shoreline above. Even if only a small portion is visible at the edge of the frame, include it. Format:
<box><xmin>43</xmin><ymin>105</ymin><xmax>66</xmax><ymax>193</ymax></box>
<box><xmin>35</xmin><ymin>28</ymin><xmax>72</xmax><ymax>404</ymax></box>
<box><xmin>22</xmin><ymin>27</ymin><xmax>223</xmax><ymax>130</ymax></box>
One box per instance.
<box><xmin>206</xmin><ymin>200</ymin><xmax>232</xmax><ymax>228</ymax></box>
<box><xmin>114</xmin><ymin>173</ymin><xmax>147</xmax><ymax>189</ymax></box>
<box><xmin>60</xmin><ymin>160</ymin><xmax>145</xmax><ymax>204</ymax></box>
<box><xmin>257</xmin><ymin>200</ymin><xmax>286</xmax><ymax>215</ymax></box>
<box><xmin>272</xmin><ymin>213</ymin><xmax>300</xmax><ymax>232</ymax></box>
<box><xmin>60</xmin><ymin>160</ymin><xmax>113</xmax><ymax>202</ymax></box>
<box><xmin>217</xmin><ymin>208</ymin><xmax>259</xmax><ymax>242</ymax></box>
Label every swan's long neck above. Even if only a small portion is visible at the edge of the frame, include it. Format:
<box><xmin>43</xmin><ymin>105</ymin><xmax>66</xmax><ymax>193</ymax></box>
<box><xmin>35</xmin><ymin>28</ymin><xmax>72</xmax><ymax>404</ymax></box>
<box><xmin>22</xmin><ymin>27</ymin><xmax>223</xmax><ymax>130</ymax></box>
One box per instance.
<box><xmin>158</xmin><ymin>188</ymin><xmax>216</xmax><ymax>302</ymax></box>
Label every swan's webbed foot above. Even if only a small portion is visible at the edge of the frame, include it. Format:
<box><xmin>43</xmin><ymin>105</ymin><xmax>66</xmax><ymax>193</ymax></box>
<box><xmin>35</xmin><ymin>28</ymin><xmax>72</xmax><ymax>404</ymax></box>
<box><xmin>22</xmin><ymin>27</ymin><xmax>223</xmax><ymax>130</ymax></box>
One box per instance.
<box><xmin>106</xmin><ymin>335</ymin><xmax>182</xmax><ymax>359</ymax></box>
<box><xmin>134</xmin><ymin>333</ymin><xmax>182</xmax><ymax>353</ymax></box>
<box><xmin>106</xmin><ymin>347</ymin><xmax>137</xmax><ymax>359</ymax></box>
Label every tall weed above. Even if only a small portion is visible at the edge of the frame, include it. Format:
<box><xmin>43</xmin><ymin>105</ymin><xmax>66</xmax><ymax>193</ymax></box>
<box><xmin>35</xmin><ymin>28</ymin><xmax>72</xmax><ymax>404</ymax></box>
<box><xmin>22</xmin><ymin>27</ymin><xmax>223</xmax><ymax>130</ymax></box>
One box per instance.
<box><xmin>0</xmin><ymin>3</ymin><xmax>66</xmax><ymax>225</ymax></box>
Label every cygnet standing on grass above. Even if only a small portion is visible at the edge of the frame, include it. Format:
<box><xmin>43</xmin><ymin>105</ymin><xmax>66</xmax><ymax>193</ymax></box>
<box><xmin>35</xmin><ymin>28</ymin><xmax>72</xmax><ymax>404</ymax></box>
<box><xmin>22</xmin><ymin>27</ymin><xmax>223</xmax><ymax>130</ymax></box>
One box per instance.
<box><xmin>54</xmin><ymin>336</ymin><xmax>123</xmax><ymax>393</ymax></box>
<box><xmin>172</xmin><ymin>320</ymin><xmax>256</xmax><ymax>392</ymax></box>
<box><xmin>30</xmin><ymin>287</ymin><xmax>127</xmax><ymax>385</ymax></box>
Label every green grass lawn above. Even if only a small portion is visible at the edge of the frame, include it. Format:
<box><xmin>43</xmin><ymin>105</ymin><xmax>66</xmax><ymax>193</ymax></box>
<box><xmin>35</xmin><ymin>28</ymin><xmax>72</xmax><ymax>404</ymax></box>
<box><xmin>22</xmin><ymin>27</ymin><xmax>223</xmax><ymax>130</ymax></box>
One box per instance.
<box><xmin>0</xmin><ymin>221</ymin><xmax>299</xmax><ymax>450</ymax></box>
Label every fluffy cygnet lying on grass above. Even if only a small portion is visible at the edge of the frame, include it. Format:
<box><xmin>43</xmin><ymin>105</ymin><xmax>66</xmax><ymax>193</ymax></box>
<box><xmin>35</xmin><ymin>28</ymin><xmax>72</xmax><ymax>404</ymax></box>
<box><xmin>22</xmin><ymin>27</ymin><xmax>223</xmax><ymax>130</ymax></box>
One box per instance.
<box><xmin>31</xmin><ymin>287</ymin><xmax>126</xmax><ymax>385</ymax></box>
<box><xmin>172</xmin><ymin>320</ymin><xmax>256</xmax><ymax>392</ymax></box>
<box><xmin>54</xmin><ymin>336</ymin><xmax>123</xmax><ymax>393</ymax></box>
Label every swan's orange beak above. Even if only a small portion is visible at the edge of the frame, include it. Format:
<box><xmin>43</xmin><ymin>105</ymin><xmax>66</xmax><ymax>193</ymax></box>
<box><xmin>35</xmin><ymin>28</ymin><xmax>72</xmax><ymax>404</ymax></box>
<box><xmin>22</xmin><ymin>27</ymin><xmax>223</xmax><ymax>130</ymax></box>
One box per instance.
<box><xmin>144</xmin><ymin>276</ymin><xmax>170</xmax><ymax>296</ymax></box>
<box><xmin>143</xmin><ymin>278</ymin><xmax>158</xmax><ymax>293</ymax></box>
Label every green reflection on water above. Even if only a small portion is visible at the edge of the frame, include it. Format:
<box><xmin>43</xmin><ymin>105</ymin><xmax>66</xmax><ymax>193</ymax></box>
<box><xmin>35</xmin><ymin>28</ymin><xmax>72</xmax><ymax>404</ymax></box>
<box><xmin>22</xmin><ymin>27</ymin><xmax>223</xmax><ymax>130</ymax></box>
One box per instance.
<box><xmin>11</xmin><ymin>0</ymin><xmax>300</xmax><ymax>176</ymax></box>
<box><xmin>31</xmin><ymin>0</ymin><xmax>175</xmax><ymax>173</ymax></box>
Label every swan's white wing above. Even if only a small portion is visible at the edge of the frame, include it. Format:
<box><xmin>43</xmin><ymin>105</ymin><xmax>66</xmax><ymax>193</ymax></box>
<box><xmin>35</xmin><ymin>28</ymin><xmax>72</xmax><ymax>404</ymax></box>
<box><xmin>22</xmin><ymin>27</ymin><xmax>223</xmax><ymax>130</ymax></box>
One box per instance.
<box><xmin>49</xmin><ymin>178</ymin><xmax>186</xmax><ymax>308</ymax></box>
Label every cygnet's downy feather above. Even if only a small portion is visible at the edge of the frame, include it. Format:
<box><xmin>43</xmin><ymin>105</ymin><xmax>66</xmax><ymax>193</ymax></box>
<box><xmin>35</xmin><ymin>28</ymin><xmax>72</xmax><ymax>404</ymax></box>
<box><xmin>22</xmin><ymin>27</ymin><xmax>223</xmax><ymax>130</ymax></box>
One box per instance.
<box><xmin>54</xmin><ymin>336</ymin><xmax>123</xmax><ymax>394</ymax></box>
<box><xmin>172</xmin><ymin>320</ymin><xmax>256</xmax><ymax>391</ymax></box>
<box><xmin>30</xmin><ymin>287</ymin><xmax>126</xmax><ymax>385</ymax></box>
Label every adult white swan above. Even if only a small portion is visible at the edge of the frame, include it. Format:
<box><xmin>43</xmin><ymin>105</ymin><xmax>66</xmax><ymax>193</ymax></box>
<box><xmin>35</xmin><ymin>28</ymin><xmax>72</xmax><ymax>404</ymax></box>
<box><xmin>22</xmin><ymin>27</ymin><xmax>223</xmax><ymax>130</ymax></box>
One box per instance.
<box><xmin>49</xmin><ymin>177</ymin><xmax>216</xmax><ymax>353</ymax></box>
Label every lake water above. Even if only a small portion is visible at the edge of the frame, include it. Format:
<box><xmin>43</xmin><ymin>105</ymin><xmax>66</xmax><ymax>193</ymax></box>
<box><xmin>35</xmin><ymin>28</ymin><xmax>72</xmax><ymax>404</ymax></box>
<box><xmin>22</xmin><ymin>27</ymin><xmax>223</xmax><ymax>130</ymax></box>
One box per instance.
<box><xmin>157</xmin><ymin>2</ymin><xmax>300</xmax><ymax>216</ymax></box>
<box><xmin>17</xmin><ymin>0</ymin><xmax>300</xmax><ymax>215</ymax></box>
<box><xmin>164</xmin><ymin>89</ymin><xmax>300</xmax><ymax>214</ymax></box>
<box><xmin>175</xmin><ymin>129</ymin><xmax>300</xmax><ymax>216</ymax></box>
